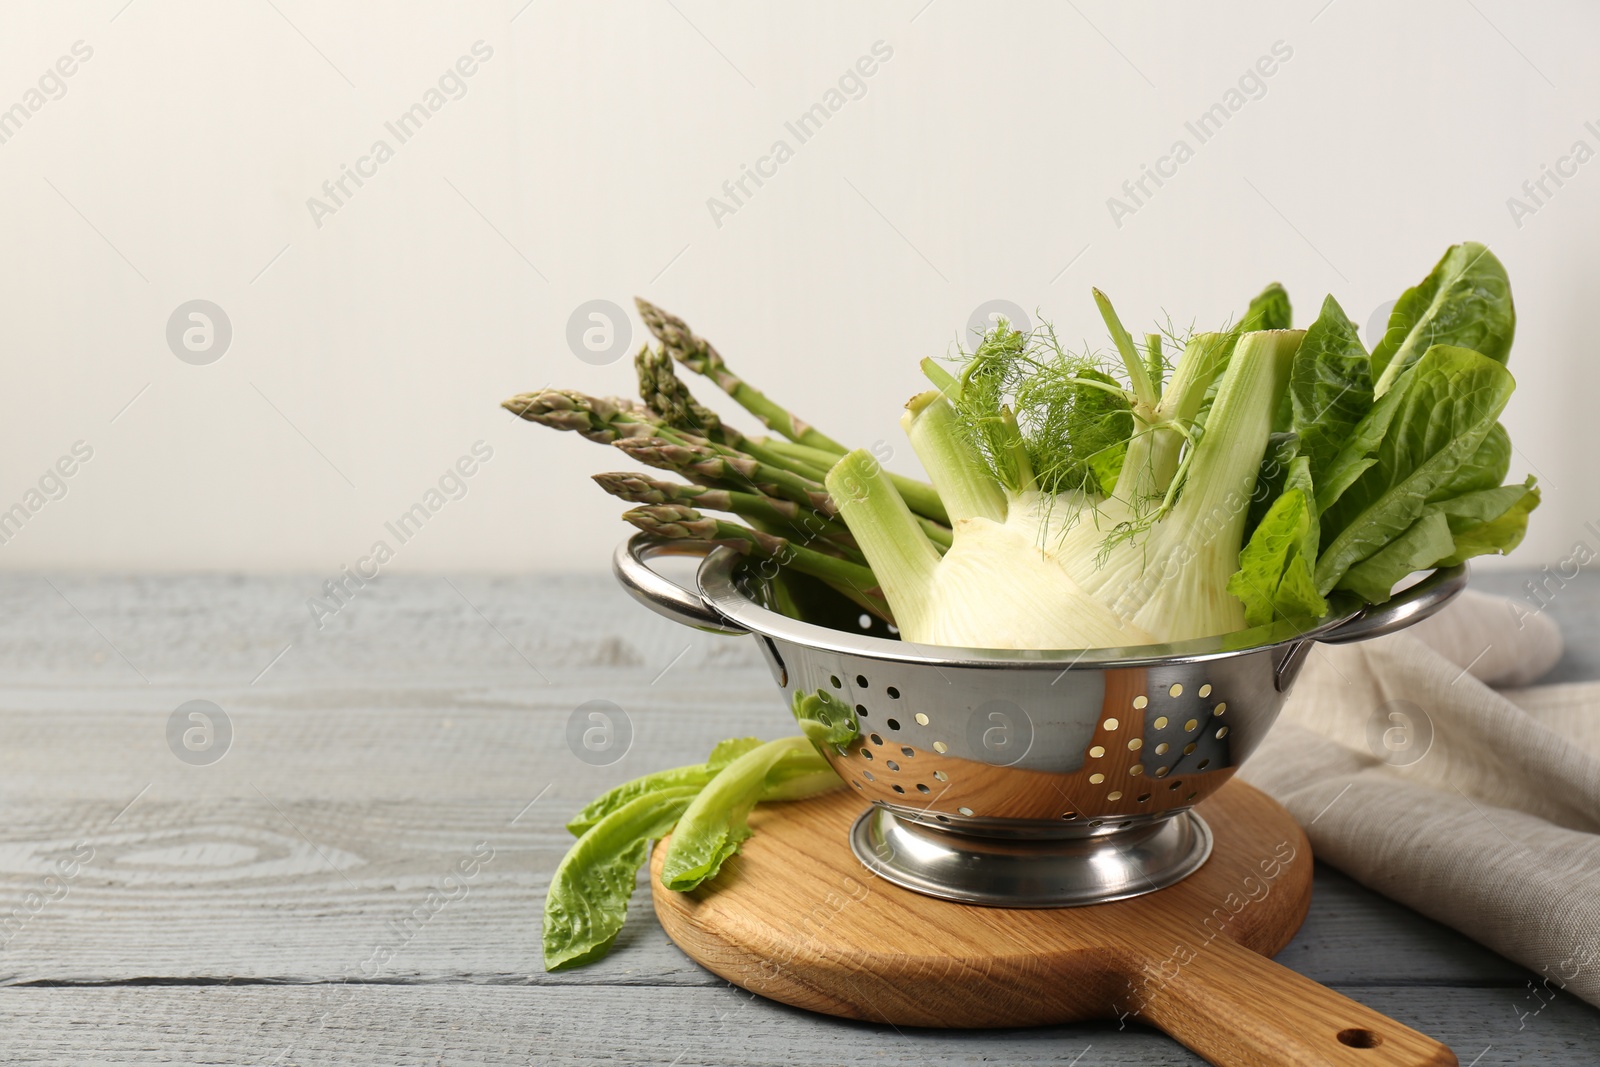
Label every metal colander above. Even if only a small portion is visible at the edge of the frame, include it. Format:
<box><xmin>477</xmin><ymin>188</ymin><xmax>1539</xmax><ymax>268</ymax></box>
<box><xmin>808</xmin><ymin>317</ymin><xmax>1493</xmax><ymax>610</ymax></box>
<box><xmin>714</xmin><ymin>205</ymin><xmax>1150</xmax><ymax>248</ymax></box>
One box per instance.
<box><xmin>616</xmin><ymin>534</ymin><xmax>1466</xmax><ymax>907</ymax></box>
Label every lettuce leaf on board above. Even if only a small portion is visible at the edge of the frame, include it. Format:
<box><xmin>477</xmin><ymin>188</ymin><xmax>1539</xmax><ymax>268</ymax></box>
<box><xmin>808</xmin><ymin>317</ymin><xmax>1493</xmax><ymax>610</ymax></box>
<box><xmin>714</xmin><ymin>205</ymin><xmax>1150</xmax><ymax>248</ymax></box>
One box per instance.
<box><xmin>1371</xmin><ymin>242</ymin><xmax>1515</xmax><ymax>394</ymax></box>
<box><xmin>659</xmin><ymin>735</ymin><xmax>819</xmax><ymax>892</ymax></box>
<box><xmin>564</xmin><ymin>737</ymin><xmax>764</xmax><ymax>835</ymax></box>
<box><xmin>544</xmin><ymin>786</ymin><xmax>700</xmax><ymax>970</ymax></box>
<box><xmin>544</xmin><ymin>735</ymin><xmax>841</xmax><ymax>970</ymax></box>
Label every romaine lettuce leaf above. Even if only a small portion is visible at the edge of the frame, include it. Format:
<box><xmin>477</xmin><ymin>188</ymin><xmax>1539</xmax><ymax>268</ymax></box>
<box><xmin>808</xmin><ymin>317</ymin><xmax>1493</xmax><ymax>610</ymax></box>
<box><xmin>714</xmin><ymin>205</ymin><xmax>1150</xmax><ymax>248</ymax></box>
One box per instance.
<box><xmin>791</xmin><ymin>688</ymin><xmax>860</xmax><ymax>747</ymax></box>
<box><xmin>1439</xmin><ymin>478</ymin><xmax>1539</xmax><ymax>566</ymax></box>
<box><xmin>1337</xmin><ymin>507</ymin><xmax>1456</xmax><ymax>603</ymax></box>
<box><xmin>1243</xmin><ymin>282</ymin><xmax>1292</xmax><ymax>331</ymax></box>
<box><xmin>1371</xmin><ymin>242</ymin><xmax>1515</xmax><ymax>394</ymax></box>
<box><xmin>659</xmin><ymin>736</ymin><xmax>817</xmax><ymax>892</ymax></box>
<box><xmin>1065</xmin><ymin>368</ymin><xmax>1134</xmax><ymax>496</ymax></box>
<box><xmin>545</xmin><ymin>735</ymin><xmax>842</xmax><ymax>970</ymax></box>
<box><xmin>1313</xmin><ymin>345</ymin><xmax>1515</xmax><ymax>595</ymax></box>
<box><xmin>544</xmin><ymin>786</ymin><xmax>700</xmax><ymax>970</ymax></box>
<box><xmin>564</xmin><ymin>737</ymin><xmax>764</xmax><ymax>835</ymax></box>
<box><xmin>1333</xmin><ymin>476</ymin><xmax>1534</xmax><ymax>600</ymax></box>
<box><xmin>1228</xmin><ymin>483</ymin><xmax>1327</xmax><ymax>626</ymax></box>
<box><xmin>1290</xmin><ymin>295</ymin><xmax>1373</xmax><ymax>487</ymax></box>
<box><xmin>1432</xmin><ymin>422</ymin><xmax>1511</xmax><ymax>498</ymax></box>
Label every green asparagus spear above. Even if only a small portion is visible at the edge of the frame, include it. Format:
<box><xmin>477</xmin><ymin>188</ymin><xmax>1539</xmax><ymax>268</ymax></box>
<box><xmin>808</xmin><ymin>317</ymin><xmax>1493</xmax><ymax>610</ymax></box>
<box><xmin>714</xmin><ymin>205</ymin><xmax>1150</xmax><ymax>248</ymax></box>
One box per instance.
<box><xmin>613</xmin><ymin>438</ymin><xmax>834</xmax><ymax>513</ymax></box>
<box><xmin>622</xmin><ymin>504</ymin><xmax>891</xmax><ymax>621</ymax></box>
<box><xmin>592</xmin><ymin>472</ymin><xmax>855</xmax><ymax>548</ymax></box>
<box><xmin>502</xmin><ymin>390</ymin><xmax>660</xmax><ymax>443</ymax></box>
<box><xmin>635</xmin><ymin>298</ymin><xmax>848</xmax><ymax>454</ymax></box>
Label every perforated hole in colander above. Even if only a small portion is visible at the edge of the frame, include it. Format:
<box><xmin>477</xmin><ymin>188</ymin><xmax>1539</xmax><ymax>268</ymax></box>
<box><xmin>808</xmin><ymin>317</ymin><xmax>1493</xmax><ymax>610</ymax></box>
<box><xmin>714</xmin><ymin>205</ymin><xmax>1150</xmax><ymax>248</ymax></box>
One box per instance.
<box><xmin>885</xmin><ymin>760</ymin><xmax>900</xmax><ymax>771</ymax></box>
<box><xmin>914</xmin><ymin>712</ymin><xmax>928</xmax><ymax>725</ymax></box>
<box><xmin>933</xmin><ymin>770</ymin><xmax>947</xmax><ymax>782</ymax></box>
<box><xmin>887</xmin><ymin>686</ymin><xmax>901</xmax><ymax>699</ymax></box>
<box><xmin>900</xmin><ymin>746</ymin><xmax>914</xmax><ymax>758</ymax></box>
<box><xmin>886</xmin><ymin>717</ymin><xmax>901</xmax><ymax>731</ymax></box>
<box><xmin>958</xmin><ymin>806</ymin><xmax>974</xmax><ymax>816</ymax></box>
<box><xmin>856</xmin><ymin>703</ymin><xmax>869</xmax><ymax>719</ymax></box>
<box><xmin>1199</xmin><ymin>683</ymin><xmax>1212</xmax><ymax>697</ymax></box>
<box><xmin>855</xmin><ymin>674</ymin><xmax>869</xmax><ymax>688</ymax></box>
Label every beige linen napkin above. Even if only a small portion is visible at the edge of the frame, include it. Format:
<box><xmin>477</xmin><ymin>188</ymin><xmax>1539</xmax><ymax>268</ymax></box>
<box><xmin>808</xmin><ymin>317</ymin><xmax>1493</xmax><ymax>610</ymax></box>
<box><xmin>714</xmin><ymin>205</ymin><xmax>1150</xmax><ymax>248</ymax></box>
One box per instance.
<box><xmin>1237</xmin><ymin>588</ymin><xmax>1600</xmax><ymax>1009</ymax></box>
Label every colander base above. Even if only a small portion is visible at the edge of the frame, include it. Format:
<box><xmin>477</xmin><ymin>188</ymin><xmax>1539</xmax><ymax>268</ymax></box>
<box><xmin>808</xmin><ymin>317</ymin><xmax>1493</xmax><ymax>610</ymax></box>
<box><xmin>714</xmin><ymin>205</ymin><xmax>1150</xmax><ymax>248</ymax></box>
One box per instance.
<box><xmin>849</xmin><ymin>803</ymin><xmax>1213</xmax><ymax>907</ymax></box>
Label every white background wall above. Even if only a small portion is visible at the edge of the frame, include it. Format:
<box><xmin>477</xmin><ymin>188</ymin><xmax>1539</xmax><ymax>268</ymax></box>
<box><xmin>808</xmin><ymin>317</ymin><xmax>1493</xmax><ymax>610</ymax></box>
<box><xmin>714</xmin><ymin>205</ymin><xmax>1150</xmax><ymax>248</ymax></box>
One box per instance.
<box><xmin>0</xmin><ymin>0</ymin><xmax>1592</xmax><ymax>576</ymax></box>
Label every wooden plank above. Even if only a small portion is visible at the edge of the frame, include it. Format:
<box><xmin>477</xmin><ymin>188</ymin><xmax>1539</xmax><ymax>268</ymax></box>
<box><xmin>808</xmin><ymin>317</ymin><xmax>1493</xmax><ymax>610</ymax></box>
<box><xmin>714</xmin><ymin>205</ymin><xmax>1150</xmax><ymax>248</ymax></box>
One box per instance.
<box><xmin>3</xmin><ymin>985</ymin><xmax>1597</xmax><ymax>1066</ymax></box>
<box><xmin>0</xmin><ymin>573</ymin><xmax>755</xmax><ymax>685</ymax></box>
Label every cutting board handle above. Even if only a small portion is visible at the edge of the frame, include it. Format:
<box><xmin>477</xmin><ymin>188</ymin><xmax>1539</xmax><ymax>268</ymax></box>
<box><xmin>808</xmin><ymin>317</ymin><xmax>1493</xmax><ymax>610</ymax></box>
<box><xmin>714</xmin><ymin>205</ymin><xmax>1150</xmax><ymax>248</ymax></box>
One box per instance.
<box><xmin>1133</xmin><ymin>935</ymin><xmax>1458</xmax><ymax>1067</ymax></box>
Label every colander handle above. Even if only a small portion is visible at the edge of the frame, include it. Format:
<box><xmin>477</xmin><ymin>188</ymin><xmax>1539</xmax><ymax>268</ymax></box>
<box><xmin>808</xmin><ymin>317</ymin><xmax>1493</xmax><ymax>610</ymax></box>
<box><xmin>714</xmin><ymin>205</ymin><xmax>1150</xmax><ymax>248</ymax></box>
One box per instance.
<box><xmin>612</xmin><ymin>534</ymin><xmax>749</xmax><ymax>636</ymax></box>
<box><xmin>1273</xmin><ymin>565</ymin><xmax>1468</xmax><ymax>691</ymax></box>
<box><xmin>1315</xmin><ymin>564</ymin><xmax>1468</xmax><ymax>645</ymax></box>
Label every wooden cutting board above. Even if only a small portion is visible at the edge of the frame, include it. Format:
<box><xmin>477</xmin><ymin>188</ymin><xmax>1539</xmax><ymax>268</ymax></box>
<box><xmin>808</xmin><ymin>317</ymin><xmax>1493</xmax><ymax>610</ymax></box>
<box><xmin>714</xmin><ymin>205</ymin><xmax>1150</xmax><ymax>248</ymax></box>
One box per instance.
<box><xmin>651</xmin><ymin>779</ymin><xmax>1457</xmax><ymax>1067</ymax></box>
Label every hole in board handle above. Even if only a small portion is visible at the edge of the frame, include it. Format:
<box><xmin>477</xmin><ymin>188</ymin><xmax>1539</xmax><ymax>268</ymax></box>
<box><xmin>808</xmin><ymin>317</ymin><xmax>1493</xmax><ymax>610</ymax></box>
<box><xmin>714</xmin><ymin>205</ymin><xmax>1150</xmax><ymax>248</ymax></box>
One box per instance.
<box><xmin>1335</xmin><ymin>1028</ymin><xmax>1383</xmax><ymax>1049</ymax></box>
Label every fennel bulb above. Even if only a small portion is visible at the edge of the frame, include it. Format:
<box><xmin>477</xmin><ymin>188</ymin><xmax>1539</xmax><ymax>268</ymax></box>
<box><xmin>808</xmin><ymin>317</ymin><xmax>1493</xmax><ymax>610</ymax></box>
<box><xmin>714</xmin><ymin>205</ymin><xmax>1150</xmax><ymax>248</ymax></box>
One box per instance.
<box><xmin>824</xmin><ymin>390</ymin><xmax>1156</xmax><ymax>651</ymax></box>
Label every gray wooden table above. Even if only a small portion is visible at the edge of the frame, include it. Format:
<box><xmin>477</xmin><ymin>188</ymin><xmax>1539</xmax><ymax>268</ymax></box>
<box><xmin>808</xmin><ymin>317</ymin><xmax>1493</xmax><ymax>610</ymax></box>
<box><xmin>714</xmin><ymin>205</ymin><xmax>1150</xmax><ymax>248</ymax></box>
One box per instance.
<box><xmin>2</xmin><ymin>570</ymin><xmax>1596</xmax><ymax>1065</ymax></box>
